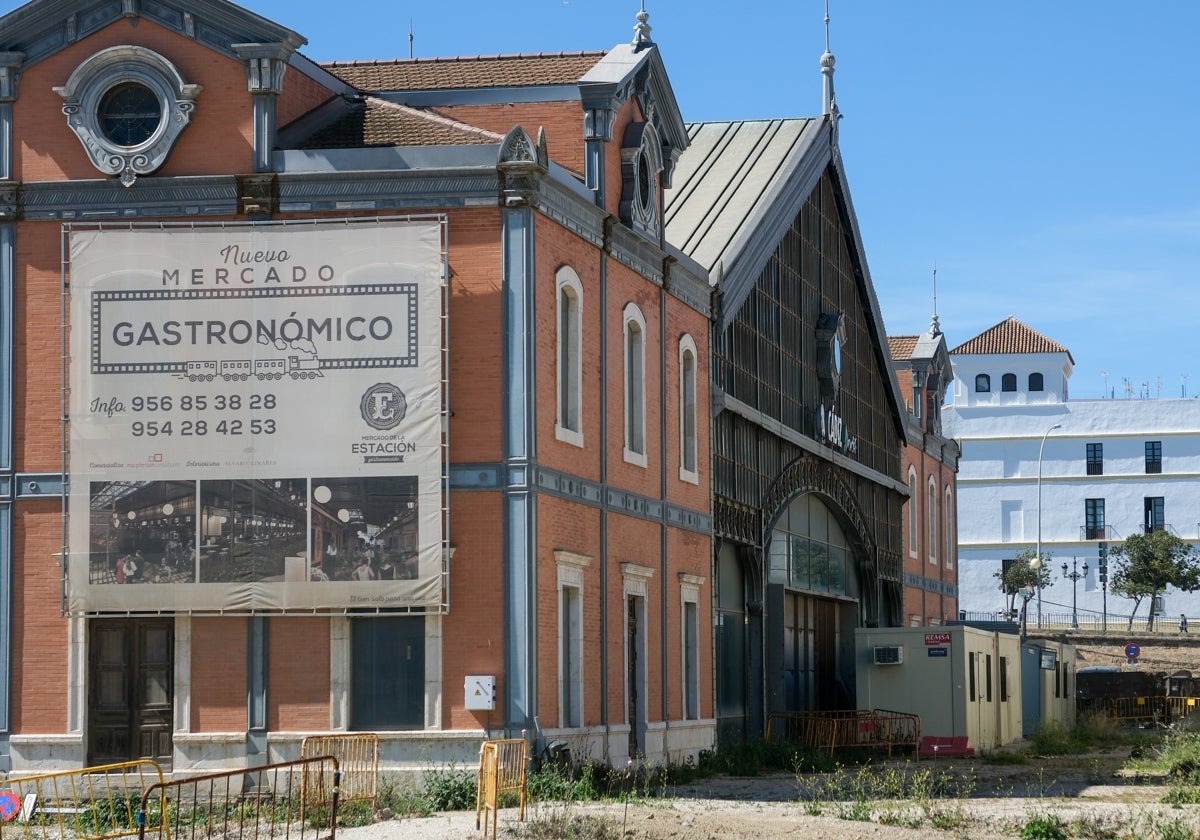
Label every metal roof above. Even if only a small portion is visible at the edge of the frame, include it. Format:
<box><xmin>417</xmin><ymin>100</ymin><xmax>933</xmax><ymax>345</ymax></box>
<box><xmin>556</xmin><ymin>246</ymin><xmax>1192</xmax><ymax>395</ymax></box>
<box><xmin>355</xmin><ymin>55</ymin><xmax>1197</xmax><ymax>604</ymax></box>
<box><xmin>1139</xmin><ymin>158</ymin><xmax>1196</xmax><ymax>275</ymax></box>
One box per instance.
<box><xmin>663</xmin><ymin>119</ymin><xmax>822</xmax><ymax>280</ymax></box>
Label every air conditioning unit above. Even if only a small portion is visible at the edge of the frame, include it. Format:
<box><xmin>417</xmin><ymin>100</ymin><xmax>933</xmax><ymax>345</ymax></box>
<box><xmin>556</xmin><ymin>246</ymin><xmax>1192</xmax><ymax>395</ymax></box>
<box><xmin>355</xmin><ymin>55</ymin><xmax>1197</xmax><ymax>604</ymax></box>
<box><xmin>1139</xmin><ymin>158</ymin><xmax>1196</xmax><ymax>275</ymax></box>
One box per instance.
<box><xmin>872</xmin><ymin>645</ymin><xmax>904</xmax><ymax>665</ymax></box>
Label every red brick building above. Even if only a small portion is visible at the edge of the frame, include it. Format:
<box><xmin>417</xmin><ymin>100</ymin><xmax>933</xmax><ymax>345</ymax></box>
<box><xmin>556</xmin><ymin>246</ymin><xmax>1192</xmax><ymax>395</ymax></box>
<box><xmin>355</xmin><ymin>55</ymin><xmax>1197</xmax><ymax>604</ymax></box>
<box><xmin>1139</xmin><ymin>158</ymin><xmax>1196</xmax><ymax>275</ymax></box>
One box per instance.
<box><xmin>0</xmin><ymin>0</ymin><xmax>712</xmax><ymax>771</ymax></box>
<box><xmin>889</xmin><ymin>321</ymin><xmax>960</xmax><ymax>625</ymax></box>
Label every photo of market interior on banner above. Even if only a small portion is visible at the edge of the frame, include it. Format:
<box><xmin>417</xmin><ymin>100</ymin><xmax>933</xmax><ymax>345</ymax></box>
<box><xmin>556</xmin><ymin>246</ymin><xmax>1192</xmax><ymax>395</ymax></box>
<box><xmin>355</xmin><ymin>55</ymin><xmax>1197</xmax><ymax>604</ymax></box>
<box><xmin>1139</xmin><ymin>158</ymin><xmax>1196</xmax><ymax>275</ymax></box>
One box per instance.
<box><xmin>65</xmin><ymin>219</ymin><xmax>448</xmax><ymax>614</ymax></box>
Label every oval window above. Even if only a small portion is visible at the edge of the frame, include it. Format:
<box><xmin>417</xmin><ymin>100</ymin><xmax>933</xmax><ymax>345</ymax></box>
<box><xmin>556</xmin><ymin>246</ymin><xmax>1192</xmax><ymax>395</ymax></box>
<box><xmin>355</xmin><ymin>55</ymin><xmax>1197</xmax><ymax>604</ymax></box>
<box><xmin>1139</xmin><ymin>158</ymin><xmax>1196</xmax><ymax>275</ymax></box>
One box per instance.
<box><xmin>98</xmin><ymin>82</ymin><xmax>162</xmax><ymax>146</ymax></box>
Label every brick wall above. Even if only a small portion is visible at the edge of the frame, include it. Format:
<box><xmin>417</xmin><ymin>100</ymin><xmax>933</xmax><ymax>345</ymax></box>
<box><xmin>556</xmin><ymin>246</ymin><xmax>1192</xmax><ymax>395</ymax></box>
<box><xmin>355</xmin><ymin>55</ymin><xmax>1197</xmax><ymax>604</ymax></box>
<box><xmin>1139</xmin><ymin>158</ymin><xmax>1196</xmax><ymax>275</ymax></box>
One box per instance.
<box><xmin>267</xmin><ymin>617</ymin><xmax>330</xmax><ymax>731</ymax></box>
<box><xmin>12</xmin><ymin>18</ymin><xmax>254</xmax><ymax>181</ymax></box>
<box><xmin>190</xmin><ymin>618</ymin><xmax>248</xmax><ymax>731</ymax></box>
<box><xmin>11</xmin><ymin>500</ymin><xmax>69</xmax><ymax>733</ymax></box>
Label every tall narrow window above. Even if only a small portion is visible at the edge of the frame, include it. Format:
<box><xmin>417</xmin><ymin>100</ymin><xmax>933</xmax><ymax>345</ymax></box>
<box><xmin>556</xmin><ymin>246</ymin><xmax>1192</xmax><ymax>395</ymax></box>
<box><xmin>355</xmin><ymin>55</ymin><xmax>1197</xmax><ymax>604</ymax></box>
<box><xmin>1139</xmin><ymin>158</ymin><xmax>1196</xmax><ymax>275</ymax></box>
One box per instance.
<box><xmin>927</xmin><ymin>479</ymin><xmax>938</xmax><ymax>564</ymax></box>
<box><xmin>556</xmin><ymin>551</ymin><xmax>590</xmax><ymax>729</ymax></box>
<box><xmin>1028</xmin><ymin>372</ymin><xmax>1044</xmax><ymax>391</ymax></box>
<box><xmin>1086</xmin><ymin>443</ymin><xmax>1103</xmax><ymax>476</ymax></box>
<box><xmin>944</xmin><ymin>487</ymin><xmax>954</xmax><ymax>569</ymax></box>
<box><xmin>907</xmin><ymin>469</ymin><xmax>918</xmax><ymax>556</ymax></box>
<box><xmin>555</xmin><ymin>268</ymin><xmax>583</xmax><ymax>447</ymax></box>
<box><xmin>680</xmin><ymin>574</ymin><xmax>704</xmax><ymax>721</ymax></box>
<box><xmin>1085</xmin><ymin>498</ymin><xmax>1105</xmax><ymax>540</ymax></box>
<box><xmin>1145</xmin><ymin>497</ymin><xmax>1165</xmax><ymax>533</ymax></box>
<box><xmin>1146</xmin><ymin>441</ymin><xmax>1162</xmax><ymax>474</ymax></box>
<box><xmin>623</xmin><ymin>304</ymin><xmax>647</xmax><ymax>465</ymax></box>
<box><xmin>1001</xmin><ymin>373</ymin><xmax>1017</xmax><ymax>392</ymax></box>
<box><xmin>679</xmin><ymin>335</ymin><xmax>698</xmax><ymax>482</ymax></box>
<box><xmin>985</xmin><ymin>654</ymin><xmax>993</xmax><ymax>702</ymax></box>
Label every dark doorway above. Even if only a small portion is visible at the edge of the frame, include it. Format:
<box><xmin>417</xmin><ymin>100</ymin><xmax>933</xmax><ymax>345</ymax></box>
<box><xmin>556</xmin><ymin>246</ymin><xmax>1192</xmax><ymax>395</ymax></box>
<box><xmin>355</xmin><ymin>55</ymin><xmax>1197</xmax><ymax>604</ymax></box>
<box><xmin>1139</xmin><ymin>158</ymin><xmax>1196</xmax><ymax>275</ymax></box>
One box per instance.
<box><xmin>88</xmin><ymin>618</ymin><xmax>173</xmax><ymax>765</ymax></box>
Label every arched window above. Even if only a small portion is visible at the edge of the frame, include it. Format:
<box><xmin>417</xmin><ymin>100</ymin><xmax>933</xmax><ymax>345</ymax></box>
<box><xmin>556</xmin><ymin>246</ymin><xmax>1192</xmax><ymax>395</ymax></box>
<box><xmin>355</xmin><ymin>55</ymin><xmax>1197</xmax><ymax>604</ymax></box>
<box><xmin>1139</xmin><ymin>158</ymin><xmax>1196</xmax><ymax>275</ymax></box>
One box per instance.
<box><xmin>927</xmin><ymin>479</ymin><xmax>938</xmax><ymax>564</ymax></box>
<box><xmin>555</xmin><ymin>267</ymin><xmax>583</xmax><ymax>446</ymax></box>
<box><xmin>975</xmin><ymin>374</ymin><xmax>991</xmax><ymax>393</ymax></box>
<box><xmin>1028</xmin><ymin>372</ymin><xmax>1044</xmax><ymax>392</ymax></box>
<box><xmin>944</xmin><ymin>487</ymin><xmax>954</xmax><ymax>569</ymax></box>
<box><xmin>679</xmin><ymin>335</ymin><xmax>698</xmax><ymax>482</ymax></box>
<box><xmin>907</xmin><ymin>468</ymin><xmax>919</xmax><ymax>557</ymax></box>
<box><xmin>623</xmin><ymin>303</ymin><xmax>647</xmax><ymax>465</ymax></box>
<box><xmin>1001</xmin><ymin>373</ymin><xmax>1017</xmax><ymax>392</ymax></box>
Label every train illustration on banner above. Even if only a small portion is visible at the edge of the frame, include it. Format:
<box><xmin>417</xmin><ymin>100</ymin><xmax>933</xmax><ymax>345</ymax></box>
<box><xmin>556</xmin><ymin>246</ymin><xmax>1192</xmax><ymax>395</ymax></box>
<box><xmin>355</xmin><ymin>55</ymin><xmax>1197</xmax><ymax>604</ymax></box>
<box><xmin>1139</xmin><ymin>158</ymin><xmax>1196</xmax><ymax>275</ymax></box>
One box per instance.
<box><xmin>179</xmin><ymin>355</ymin><xmax>323</xmax><ymax>382</ymax></box>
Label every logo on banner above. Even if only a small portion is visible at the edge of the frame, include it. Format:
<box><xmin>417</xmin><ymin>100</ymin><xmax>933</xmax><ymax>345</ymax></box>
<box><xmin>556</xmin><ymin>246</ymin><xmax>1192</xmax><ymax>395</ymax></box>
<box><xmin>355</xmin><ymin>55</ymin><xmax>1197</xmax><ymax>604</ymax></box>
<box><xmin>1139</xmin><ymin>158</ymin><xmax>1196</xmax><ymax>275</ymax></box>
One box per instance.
<box><xmin>360</xmin><ymin>383</ymin><xmax>407</xmax><ymax>430</ymax></box>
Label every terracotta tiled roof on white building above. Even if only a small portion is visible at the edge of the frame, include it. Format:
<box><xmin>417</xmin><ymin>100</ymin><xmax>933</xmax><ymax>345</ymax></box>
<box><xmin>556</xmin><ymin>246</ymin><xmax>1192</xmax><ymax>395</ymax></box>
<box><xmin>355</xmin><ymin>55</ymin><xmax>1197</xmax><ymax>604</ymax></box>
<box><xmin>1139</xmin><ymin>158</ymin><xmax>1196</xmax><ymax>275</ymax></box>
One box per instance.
<box><xmin>950</xmin><ymin>316</ymin><xmax>1075</xmax><ymax>363</ymax></box>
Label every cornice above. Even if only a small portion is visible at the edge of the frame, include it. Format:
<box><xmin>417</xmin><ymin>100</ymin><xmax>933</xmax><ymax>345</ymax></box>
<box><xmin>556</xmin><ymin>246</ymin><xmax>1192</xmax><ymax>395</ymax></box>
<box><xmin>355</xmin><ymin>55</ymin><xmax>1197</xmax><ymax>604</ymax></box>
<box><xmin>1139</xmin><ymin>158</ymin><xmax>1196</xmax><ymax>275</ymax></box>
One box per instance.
<box><xmin>0</xmin><ymin>0</ymin><xmax>305</xmax><ymax>68</ymax></box>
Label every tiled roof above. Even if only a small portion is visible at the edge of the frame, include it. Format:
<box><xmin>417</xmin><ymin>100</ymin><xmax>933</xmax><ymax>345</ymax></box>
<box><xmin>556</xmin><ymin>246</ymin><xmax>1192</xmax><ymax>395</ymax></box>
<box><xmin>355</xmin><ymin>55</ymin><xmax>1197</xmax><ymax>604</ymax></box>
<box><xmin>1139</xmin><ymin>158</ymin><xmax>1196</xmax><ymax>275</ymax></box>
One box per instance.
<box><xmin>950</xmin><ymin>316</ymin><xmax>1074</xmax><ymax>362</ymax></box>
<box><xmin>297</xmin><ymin>97</ymin><xmax>503</xmax><ymax>149</ymax></box>
<box><xmin>322</xmin><ymin>52</ymin><xmax>607</xmax><ymax>92</ymax></box>
<box><xmin>888</xmin><ymin>335</ymin><xmax>919</xmax><ymax>362</ymax></box>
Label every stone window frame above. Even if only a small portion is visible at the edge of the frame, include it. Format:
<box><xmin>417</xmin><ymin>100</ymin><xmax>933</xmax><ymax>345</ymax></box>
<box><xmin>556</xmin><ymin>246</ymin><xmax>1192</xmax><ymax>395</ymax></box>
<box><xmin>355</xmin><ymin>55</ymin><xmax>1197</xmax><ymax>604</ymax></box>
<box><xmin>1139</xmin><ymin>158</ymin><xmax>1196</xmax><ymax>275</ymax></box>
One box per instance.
<box><xmin>54</xmin><ymin>45</ymin><xmax>202</xmax><ymax>187</ymax></box>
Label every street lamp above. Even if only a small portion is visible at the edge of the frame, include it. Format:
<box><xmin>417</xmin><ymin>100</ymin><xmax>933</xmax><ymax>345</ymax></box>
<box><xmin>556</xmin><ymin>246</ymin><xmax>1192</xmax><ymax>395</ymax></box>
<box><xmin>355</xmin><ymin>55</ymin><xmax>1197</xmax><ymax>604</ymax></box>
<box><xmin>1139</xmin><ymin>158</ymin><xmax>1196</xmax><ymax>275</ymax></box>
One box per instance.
<box><xmin>1033</xmin><ymin>422</ymin><xmax>1062</xmax><ymax>629</ymax></box>
<box><xmin>1062</xmin><ymin>557</ymin><xmax>1088</xmax><ymax>629</ymax></box>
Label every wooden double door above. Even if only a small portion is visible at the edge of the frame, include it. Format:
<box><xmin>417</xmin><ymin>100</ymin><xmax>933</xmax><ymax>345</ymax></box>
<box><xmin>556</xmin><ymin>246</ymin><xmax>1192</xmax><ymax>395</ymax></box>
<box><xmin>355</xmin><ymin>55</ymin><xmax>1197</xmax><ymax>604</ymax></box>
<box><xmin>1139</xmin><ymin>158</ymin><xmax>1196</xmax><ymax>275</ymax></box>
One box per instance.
<box><xmin>88</xmin><ymin>619</ymin><xmax>173</xmax><ymax>765</ymax></box>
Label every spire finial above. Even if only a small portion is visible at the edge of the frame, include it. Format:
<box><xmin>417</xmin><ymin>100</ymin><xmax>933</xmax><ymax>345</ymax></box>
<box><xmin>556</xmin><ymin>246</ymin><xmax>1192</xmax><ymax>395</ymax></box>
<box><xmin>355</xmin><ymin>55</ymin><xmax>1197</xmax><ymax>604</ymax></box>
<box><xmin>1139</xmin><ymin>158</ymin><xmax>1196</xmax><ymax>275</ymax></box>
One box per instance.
<box><xmin>930</xmin><ymin>264</ymin><xmax>941</xmax><ymax>336</ymax></box>
<box><xmin>632</xmin><ymin>2</ymin><xmax>653</xmax><ymax>51</ymax></box>
<box><xmin>821</xmin><ymin>0</ymin><xmax>837</xmax><ymax>117</ymax></box>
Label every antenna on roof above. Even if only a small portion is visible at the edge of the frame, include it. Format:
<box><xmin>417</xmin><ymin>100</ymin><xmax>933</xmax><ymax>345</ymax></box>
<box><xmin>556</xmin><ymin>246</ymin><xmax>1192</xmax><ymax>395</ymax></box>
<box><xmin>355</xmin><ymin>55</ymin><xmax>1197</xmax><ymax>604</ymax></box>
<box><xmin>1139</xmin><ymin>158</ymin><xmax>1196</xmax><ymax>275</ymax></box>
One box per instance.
<box><xmin>930</xmin><ymin>264</ymin><xmax>941</xmax><ymax>336</ymax></box>
<box><xmin>408</xmin><ymin>19</ymin><xmax>414</xmax><ymax>59</ymax></box>
<box><xmin>821</xmin><ymin>0</ymin><xmax>838</xmax><ymax>118</ymax></box>
<box><xmin>632</xmin><ymin>2</ymin><xmax>653</xmax><ymax>51</ymax></box>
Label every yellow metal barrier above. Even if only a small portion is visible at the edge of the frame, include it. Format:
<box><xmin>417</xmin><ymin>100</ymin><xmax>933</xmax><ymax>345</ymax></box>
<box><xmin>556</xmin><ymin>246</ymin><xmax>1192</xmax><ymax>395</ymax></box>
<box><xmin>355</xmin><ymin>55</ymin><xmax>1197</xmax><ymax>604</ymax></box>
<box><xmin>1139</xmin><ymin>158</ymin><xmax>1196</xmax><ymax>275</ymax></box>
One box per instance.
<box><xmin>475</xmin><ymin>739</ymin><xmax>527</xmax><ymax>840</ymax></box>
<box><xmin>300</xmin><ymin>733</ymin><xmax>378</xmax><ymax>815</ymax></box>
<box><xmin>0</xmin><ymin>760</ymin><xmax>166</xmax><ymax>840</ymax></box>
<box><xmin>766</xmin><ymin>709</ymin><xmax>921</xmax><ymax>756</ymax></box>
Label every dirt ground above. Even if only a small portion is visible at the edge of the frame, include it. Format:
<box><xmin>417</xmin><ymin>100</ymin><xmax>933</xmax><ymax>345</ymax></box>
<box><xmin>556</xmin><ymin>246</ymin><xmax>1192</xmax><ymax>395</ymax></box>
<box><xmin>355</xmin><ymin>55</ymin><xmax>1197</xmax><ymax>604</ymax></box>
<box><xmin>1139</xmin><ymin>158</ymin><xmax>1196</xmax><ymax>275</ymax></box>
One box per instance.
<box><xmin>342</xmin><ymin>640</ymin><xmax>1200</xmax><ymax>839</ymax></box>
<box><xmin>349</xmin><ymin>750</ymin><xmax>1193</xmax><ymax>839</ymax></box>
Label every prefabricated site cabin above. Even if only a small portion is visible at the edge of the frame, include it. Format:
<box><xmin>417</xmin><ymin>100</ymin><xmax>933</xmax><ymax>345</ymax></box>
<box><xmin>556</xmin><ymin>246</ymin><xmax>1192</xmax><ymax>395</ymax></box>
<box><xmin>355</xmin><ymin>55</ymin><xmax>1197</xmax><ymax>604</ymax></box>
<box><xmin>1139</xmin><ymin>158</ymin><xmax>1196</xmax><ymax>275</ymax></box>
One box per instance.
<box><xmin>855</xmin><ymin>625</ymin><xmax>1074</xmax><ymax>752</ymax></box>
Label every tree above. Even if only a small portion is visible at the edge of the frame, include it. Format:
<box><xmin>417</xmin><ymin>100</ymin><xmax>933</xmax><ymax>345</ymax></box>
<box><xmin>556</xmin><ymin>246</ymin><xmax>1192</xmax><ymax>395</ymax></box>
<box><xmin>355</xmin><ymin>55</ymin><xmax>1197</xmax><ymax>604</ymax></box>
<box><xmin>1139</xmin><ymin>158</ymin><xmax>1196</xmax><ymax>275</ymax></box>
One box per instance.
<box><xmin>1109</xmin><ymin>530</ymin><xmax>1200</xmax><ymax>631</ymax></box>
<box><xmin>993</xmin><ymin>548</ymin><xmax>1052</xmax><ymax>630</ymax></box>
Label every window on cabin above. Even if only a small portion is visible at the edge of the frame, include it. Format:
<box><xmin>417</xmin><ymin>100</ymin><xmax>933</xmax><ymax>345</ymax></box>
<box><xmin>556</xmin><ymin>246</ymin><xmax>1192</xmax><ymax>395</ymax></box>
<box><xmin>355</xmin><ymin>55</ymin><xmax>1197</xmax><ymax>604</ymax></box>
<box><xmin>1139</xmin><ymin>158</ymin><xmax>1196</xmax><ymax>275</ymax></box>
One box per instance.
<box><xmin>1029</xmin><ymin>372</ymin><xmax>1044</xmax><ymax>391</ymax></box>
<box><xmin>1001</xmin><ymin>373</ymin><xmax>1017</xmax><ymax>392</ymax></box>
<box><xmin>975</xmin><ymin>374</ymin><xmax>990</xmax><ymax>393</ymax></box>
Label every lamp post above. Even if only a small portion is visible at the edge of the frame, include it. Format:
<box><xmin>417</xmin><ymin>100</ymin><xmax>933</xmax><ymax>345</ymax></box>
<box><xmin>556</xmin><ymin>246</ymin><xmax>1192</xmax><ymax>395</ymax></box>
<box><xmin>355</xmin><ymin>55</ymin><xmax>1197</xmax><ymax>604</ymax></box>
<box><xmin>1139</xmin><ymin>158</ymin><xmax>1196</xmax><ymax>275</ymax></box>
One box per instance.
<box><xmin>1033</xmin><ymin>422</ymin><xmax>1062</xmax><ymax>629</ymax></box>
<box><xmin>1062</xmin><ymin>557</ymin><xmax>1088</xmax><ymax>629</ymax></box>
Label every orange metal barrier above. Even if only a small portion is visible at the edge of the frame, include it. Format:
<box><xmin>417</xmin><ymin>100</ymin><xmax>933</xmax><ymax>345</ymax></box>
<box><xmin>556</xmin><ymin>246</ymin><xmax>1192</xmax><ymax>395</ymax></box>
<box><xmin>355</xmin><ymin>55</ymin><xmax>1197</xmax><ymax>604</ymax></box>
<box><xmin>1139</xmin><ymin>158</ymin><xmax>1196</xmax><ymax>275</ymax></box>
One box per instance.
<box><xmin>136</xmin><ymin>756</ymin><xmax>339</xmax><ymax>840</ymax></box>
<box><xmin>0</xmin><ymin>759</ymin><xmax>166</xmax><ymax>840</ymax></box>
<box><xmin>300</xmin><ymin>734</ymin><xmax>378</xmax><ymax>816</ymax></box>
<box><xmin>475</xmin><ymin>739</ymin><xmax>527</xmax><ymax>840</ymax></box>
<box><xmin>766</xmin><ymin>709</ymin><xmax>920</xmax><ymax>756</ymax></box>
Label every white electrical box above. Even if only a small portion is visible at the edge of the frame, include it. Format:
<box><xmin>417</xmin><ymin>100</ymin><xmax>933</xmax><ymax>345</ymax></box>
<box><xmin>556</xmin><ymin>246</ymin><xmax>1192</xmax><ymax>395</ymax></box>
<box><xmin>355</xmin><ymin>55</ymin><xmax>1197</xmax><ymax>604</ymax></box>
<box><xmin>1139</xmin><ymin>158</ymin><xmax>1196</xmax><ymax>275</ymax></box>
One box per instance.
<box><xmin>465</xmin><ymin>675</ymin><xmax>496</xmax><ymax>710</ymax></box>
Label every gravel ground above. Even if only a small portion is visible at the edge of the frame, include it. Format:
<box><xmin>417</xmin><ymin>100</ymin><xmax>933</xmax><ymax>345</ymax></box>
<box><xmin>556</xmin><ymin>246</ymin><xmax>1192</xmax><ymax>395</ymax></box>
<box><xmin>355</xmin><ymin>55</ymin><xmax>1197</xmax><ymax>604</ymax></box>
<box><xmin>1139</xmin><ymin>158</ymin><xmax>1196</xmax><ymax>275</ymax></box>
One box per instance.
<box><xmin>337</xmin><ymin>751</ymin><xmax>1199</xmax><ymax>840</ymax></box>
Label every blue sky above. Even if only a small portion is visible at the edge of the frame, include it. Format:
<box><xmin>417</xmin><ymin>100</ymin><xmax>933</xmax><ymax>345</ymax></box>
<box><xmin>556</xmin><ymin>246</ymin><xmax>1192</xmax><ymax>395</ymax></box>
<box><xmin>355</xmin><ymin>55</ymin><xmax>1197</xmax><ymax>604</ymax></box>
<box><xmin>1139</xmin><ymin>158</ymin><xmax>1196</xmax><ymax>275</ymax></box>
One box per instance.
<box><xmin>240</xmin><ymin>2</ymin><xmax>1198</xmax><ymax>399</ymax></box>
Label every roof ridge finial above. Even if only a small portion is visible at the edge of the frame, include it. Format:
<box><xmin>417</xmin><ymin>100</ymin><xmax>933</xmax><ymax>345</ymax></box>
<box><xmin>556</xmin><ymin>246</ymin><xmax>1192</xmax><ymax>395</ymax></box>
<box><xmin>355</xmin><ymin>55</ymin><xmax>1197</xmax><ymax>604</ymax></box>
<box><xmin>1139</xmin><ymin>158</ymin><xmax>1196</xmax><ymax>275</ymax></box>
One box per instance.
<box><xmin>931</xmin><ymin>264</ymin><xmax>941</xmax><ymax>336</ymax></box>
<box><xmin>632</xmin><ymin>2</ymin><xmax>653</xmax><ymax>51</ymax></box>
<box><xmin>821</xmin><ymin>0</ymin><xmax>838</xmax><ymax>118</ymax></box>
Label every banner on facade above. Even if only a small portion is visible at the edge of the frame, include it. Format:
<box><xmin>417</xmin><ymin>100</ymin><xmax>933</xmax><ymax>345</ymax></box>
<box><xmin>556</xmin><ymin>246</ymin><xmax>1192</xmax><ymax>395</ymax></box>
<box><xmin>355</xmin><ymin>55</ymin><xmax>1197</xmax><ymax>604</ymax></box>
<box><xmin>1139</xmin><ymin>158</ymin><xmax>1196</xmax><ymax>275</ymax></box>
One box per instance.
<box><xmin>66</xmin><ymin>220</ymin><xmax>446</xmax><ymax>613</ymax></box>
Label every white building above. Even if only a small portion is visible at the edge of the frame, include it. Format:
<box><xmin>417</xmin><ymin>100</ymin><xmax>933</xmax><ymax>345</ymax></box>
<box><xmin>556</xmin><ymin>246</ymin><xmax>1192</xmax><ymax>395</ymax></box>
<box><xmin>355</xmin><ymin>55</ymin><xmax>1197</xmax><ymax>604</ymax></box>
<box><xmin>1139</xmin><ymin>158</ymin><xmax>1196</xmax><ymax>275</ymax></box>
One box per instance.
<box><xmin>943</xmin><ymin>316</ymin><xmax>1200</xmax><ymax>625</ymax></box>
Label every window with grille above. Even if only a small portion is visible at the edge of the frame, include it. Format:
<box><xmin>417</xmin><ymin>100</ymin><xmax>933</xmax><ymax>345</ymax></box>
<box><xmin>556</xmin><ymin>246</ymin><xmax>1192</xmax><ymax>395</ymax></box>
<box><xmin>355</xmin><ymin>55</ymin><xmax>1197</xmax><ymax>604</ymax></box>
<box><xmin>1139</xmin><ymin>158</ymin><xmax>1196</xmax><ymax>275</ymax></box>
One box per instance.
<box><xmin>1146</xmin><ymin>441</ymin><xmax>1162</xmax><ymax>474</ymax></box>
<box><xmin>1086</xmin><ymin>443</ymin><xmax>1103</xmax><ymax>476</ymax></box>
<box><xmin>1085</xmin><ymin>498</ymin><xmax>1105</xmax><ymax>540</ymax></box>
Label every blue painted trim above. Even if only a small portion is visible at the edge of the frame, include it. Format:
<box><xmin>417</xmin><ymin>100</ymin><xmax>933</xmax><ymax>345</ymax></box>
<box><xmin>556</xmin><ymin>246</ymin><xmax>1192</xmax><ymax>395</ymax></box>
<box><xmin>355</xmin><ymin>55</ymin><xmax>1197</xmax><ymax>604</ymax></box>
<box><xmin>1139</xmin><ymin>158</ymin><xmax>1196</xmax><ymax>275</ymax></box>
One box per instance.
<box><xmin>15</xmin><ymin>473</ymin><xmax>64</xmax><ymax>498</ymax></box>
<box><xmin>0</xmin><ymin>223</ymin><xmax>11</xmax><ymax>475</ymax></box>
<box><xmin>247</xmin><ymin>617</ymin><xmax>267</xmax><ymax>736</ymax></box>
<box><xmin>501</xmin><ymin>206</ymin><xmax>536</xmax><ymax>734</ymax></box>
<box><xmin>0</xmin><ymin>502</ymin><xmax>11</xmax><ymax>744</ymax></box>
